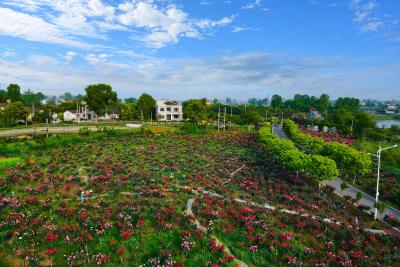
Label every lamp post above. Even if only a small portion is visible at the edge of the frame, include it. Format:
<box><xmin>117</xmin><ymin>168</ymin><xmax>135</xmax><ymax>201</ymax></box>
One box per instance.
<box><xmin>368</xmin><ymin>144</ymin><xmax>398</xmax><ymax>220</ymax></box>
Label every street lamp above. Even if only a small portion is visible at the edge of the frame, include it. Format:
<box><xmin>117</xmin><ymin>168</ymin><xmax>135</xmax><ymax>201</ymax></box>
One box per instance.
<box><xmin>368</xmin><ymin>144</ymin><xmax>398</xmax><ymax>220</ymax></box>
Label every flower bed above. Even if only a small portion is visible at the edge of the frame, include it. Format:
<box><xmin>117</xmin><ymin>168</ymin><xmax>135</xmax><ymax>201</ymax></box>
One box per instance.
<box><xmin>0</xmin><ymin>131</ymin><xmax>398</xmax><ymax>266</ymax></box>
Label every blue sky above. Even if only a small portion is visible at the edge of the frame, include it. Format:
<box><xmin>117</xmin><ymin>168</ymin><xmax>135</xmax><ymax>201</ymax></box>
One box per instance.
<box><xmin>0</xmin><ymin>0</ymin><xmax>399</xmax><ymax>100</ymax></box>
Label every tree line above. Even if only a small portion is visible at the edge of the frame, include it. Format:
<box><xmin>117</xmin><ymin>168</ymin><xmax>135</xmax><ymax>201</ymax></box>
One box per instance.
<box><xmin>0</xmin><ymin>84</ymin><xmax>378</xmax><ymax>140</ymax></box>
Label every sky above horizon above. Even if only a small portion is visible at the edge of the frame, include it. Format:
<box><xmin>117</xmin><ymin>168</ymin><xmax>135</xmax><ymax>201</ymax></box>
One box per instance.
<box><xmin>0</xmin><ymin>0</ymin><xmax>399</xmax><ymax>101</ymax></box>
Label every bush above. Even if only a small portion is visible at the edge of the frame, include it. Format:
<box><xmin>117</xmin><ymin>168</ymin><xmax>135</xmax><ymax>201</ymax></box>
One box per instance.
<box><xmin>283</xmin><ymin>119</ymin><xmax>372</xmax><ymax>180</ymax></box>
<box><xmin>79</xmin><ymin>127</ymin><xmax>92</xmax><ymax>137</ymax></box>
<box><xmin>178</xmin><ymin>123</ymin><xmax>206</xmax><ymax>134</ymax></box>
<box><xmin>341</xmin><ymin>182</ymin><xmax>349</xmax><ymax>191</ymax></box>
<box><xmin>258</xmin><ymin>124</ymin><xmax>338</xmax><ymax>183</ymax></box>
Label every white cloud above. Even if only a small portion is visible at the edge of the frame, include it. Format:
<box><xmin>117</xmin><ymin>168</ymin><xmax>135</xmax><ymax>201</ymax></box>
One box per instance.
<box><xmin>241</xmin><ymin>0</ymin><xmax>262</xmax><ymax>10</ymax></box>
<box><xmin>65</xmin><ymin>51</ymin><xmax>77</xmax><ymax>62</ymax></box>
<box><xmin>0</xmin><ymin>49</ymin><xmax>16</xmax><ymax>58</ymax></box>
<box><xmin>349</xmin><ymin>0</ymin><xmax>384</xmax><ymax>33</ymax></box>
<box><xmin>0</xmin><ymin>1</ymin><xmax>234</xmax><ymax>49</ymax></box>
<box><xmin>117</xmin><ymin>1</ymin><xmax>233</xmax><ymax>48</ymax></box>
<box><xmin>232</xmin><ymin>26</ymin><xmax>260</xmax><ymax>33</ymax></box>
<box><xmin>85</xmin><ymin>53</ymin><xmax>109</xmax><ymax>64</ymax></box>
<box><xmin>0</xmin><ymin>7</ymin><xmax>89</xmax><ymax>48</ymax></box>
<box><xmin>1</xmin><ymin>51</ymin><xmax>399</xmax><ymax>100</ymax></box>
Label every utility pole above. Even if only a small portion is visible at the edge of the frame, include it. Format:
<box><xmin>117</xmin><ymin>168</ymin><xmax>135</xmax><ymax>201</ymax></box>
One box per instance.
<box><xmin>223</xmin><ymin>107</ymin><xmax>226</xmax><ymax>131</ymax></box>
<box><xmin>217</xmin><ymin>107</ymin><xmax>220</xmax><ymax>131</ymax></box>
<box><xmin>368</xmin><ymin>144</ymin><xmax>398</xmax><ymax>220</ymax></box>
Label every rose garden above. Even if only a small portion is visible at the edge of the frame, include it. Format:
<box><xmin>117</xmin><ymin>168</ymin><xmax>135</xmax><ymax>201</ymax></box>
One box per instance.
<box><xmin>0</xmin><ymin>127</ymin><xmax>399</xmax><ymax>266</ymax></box>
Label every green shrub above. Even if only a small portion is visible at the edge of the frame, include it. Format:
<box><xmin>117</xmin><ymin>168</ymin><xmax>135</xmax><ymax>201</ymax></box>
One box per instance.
<box><xmin>283</xmin><ymin>119</ymin><xmax>372</xmax><ymax>180</ymax></box>
<box><xmin>258</xmin><ymin>124</ymin><xmax>338</xmax><ymax>183</ymax></box>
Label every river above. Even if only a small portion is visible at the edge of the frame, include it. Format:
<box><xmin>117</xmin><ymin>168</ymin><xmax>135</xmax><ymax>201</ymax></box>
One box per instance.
<box><xmin>376</xmin><ymin>120</ymin><xmax>400</xmax><ymax>128</ymax></box>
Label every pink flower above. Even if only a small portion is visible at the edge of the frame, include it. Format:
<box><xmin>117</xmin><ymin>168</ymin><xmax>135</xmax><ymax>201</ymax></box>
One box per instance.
<box><xmin>249</xmin><ymin>245</ymin><xmax>258</xmax><ymax>252</ymax></box>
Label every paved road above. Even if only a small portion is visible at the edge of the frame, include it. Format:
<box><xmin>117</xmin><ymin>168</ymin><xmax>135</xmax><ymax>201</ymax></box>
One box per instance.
<box><xmin>322</xmin><ymin>178</ymin><xmax>400</xmax><ymax>220</ymax></box>
<box><xmin>0</xmin><ymin>126</ymin><xmax>131</xmax><ymax>138</ymax></box>
<box><xmin>273</xmin><ymin>126</ymin><xmax>400</xmax><ymax>222</ymax></box>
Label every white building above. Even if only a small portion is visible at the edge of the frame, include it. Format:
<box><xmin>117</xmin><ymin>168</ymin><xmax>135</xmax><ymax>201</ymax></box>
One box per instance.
<box><xmin>63</xmin><ymin>110</ymin><xmax>78</xmax><ymax>122</ymax></box>
<box><xmin>63</xmin><ymin>105</ymin><xmax>97</xmax><ymax>122</ymax></box>
<box><xmin>156</xmin><ymin>100</ymin><xmax>183</xmax><ymax>121</ymax></box>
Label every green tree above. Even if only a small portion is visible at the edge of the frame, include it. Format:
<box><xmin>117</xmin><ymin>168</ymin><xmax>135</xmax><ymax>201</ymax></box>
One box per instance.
<box><xmin>21</xmin><ymin>90</ymin><xmax>46</xmax><ymax>106</ymax></box>
<box><xmin>84</xmin><ymin>84</ymin><xmax>118</xmax><ymax>116</ymax></box>
<box><xmin>240</xmin><ymin>111</ymin><xmax>263</xmax><ymax>125</ymax></box>
<box><xmin>316</xmin><ymin>94</ymin><xmax>330</xmax><ymax>113</ymax></box>
<box><xmin>60</xmin><ymin>92</ymin><xmax>74</xmax><ymax>101</ymax></box>
<box><xmin>271</xmin><ymin>95</ymin><xmax>283</xmax><ymax>111</ymax></box>
<box><xmin>6</xmin><ymin>84</ymin><xmax>21</xmax><ymax>102</ymax></box>
<box><xmin>335</xmin><ymin>97</ymin><xmax>360</xmax><ymax>113</ymax></box>
<box><xmin>125</xmin><ymin>97</ymin><xmax>137</xmax><ymax>104</ymax></box>
<box><xmin>0</xmin><ymin>101</ymin><xmax>27</xmax><ymax>127</ymax></box>
<box><xmin>292</xmin><ymin>94</ymin><xmax>314</xmax><ymax>112</ymax></box>
<box><xmin>183</xmin><ymin>99</ymin><xmax>211</xmax><ymax>124</ymax></box>
<box><xmin>0</xmin><ymin>90</ymin><xmax>7</xmax><ymax>102</ymax></box>
<box><xmin>136</xmin><ymin>93</ymin><xmax>156</xmax><ymax>120</ymax></box>
<box><xmin>353</xmin><ymin>112</ymin><xmax>376</xmax><ymax>140</ymax></box>
<box><xmin>120</xmin><ymin>103</ymin><xmax>140</xmax><ymax>120</ymax></box>
<box><xmin>329</xmin><ymin>108</ymin><xmax>353</xmax><ymax>133</ymax></box>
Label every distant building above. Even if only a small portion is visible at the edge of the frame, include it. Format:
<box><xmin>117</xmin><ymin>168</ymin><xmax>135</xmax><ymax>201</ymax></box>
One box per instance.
<box><xmin>156</xmin><ymin>100</ymin><xmax>183</xmax><ymax>121</ymax></box>
<box><xmin>308</xmin><ymin>108</ymin><xmax>323</xmax><ymax>120</ymax></box>
<box><xmin>384</xmin><ymin>103</ymin><xmax>398</xmax><ymax>115</ymax></box>
<box><xmin>63</xmin><ymin>110</ymin><xmax>78</xmax><ymax>122</ymax></box>
<box><xmin>63</xmin><ymin>105</ymin><xmax>97</xmax><ymax>121</ymax></box>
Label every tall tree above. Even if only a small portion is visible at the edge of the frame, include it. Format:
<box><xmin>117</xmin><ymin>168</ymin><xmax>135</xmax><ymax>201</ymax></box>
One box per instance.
<box><xmin>335</xmin><ymin>97</ymin><xmax>360</xmax><ymax>113</ymax></box>
<box><xmin>60</xmin><ymin>92</ymin><xmax>74</xmax><ymax>101</ymax></box>
<box><xmin>21</xmin><ymin>90</ymin><xmax>46</xmax><ymax>106</ymax></box>
<box><xmin>136</xmin><ymin>93</ymin><xmax>156</xmax><ymax>120</ymax></box>
<box><xmin>271</xmin><ymin>95</ymin><xmax>283</xmax><ymax>111</ymax></box>
<box><xmin>353</xmin><ymin>112</ymin><xmax>376</xmax><ymax>140</ymax></box>
<box><xmin>84</xmin><ymin>84</ymin><xmax>118</xmax><ymax>116</ymax></box>
<box><xmin>183</xmin><ymin>99</ymin><xmax>211</xmax><ymax>124</ymax></box>
<box><xmin>6</xmin><ymin>84</ymin><xmax>21</xmax><ymax>102</ymax></box>
<box><xmin>316</xmin><ymin>94</ymin><xmax>330</xmax><ymax>113</ymax></box>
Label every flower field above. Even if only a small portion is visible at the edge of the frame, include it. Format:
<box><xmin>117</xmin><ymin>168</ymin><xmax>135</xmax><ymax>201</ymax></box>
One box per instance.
<box><xmin>0</xmin><ymin>130</ymin><xmax>399</xmax><ymax>266</ymax></box>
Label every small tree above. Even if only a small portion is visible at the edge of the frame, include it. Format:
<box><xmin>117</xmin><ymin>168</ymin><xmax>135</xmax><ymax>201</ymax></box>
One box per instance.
<box><xmin>136</xmin><ymin>94</ymin><xmax>156</xmax><ymax>120</ymax></box>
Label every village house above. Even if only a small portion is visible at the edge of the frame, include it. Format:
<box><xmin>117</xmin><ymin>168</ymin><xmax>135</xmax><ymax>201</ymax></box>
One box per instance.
<box><xmin>63</xmin><ymin>105</ymin><xmax>97</xmax><ymax>122</ymax></box>
<box><xmin>156</xmin><ymin>100</ymin><xmax>183</xmax><ymax>121</ymax></box>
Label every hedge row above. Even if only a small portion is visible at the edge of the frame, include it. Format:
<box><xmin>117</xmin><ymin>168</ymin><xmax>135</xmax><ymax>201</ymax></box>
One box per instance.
<box><xmin>283</xmin><ymin>119</ymin><xmax>372</xmax><ymax>180</ymax></box>
<box><xmin>258</xmin><ymin>124</ymin><xmax>338</xmax><ymax>183</ymax></box>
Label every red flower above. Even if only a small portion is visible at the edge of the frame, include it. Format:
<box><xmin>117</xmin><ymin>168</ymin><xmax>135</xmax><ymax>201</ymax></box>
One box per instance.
<box><xmin>47</xmin><ymin>248</ymin><xmax>56</xmax><ymax>256</ymax></box>
<box><xmin>116</xmin><ymin>246</ymin><xmax>126</xmax><ymax>256</ymax></box>
<box><xmin>45</xmin><ymin>232</ymin><xmax>59</xmax><ymax>242</ymax></box>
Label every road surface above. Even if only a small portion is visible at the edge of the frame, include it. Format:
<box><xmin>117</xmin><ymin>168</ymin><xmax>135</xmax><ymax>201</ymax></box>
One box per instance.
<box><xmin>0</xmin><ymin>126</ymin><xmax>131</xmax><ymax>138</ymax></box>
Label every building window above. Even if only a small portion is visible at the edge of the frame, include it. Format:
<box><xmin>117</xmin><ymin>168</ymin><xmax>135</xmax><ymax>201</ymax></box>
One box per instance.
<box><xmin>174</xmin><ymin>107</ymin><xmax>179</xmax><ymax>112</ymax></box>
<box><xmin>160</xmin><ymin>108</ymin><xmax>165</xmax><ymax>111</ymax></box>
<box><xmin>167</xmin><ymin>107</ymin><xmax>171</xmax><ymax>111</ymax></box>
<box><xmin>173</xmin><ymin>115</ymin><xmax>179</xmax><ymax>119</ymax></box>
